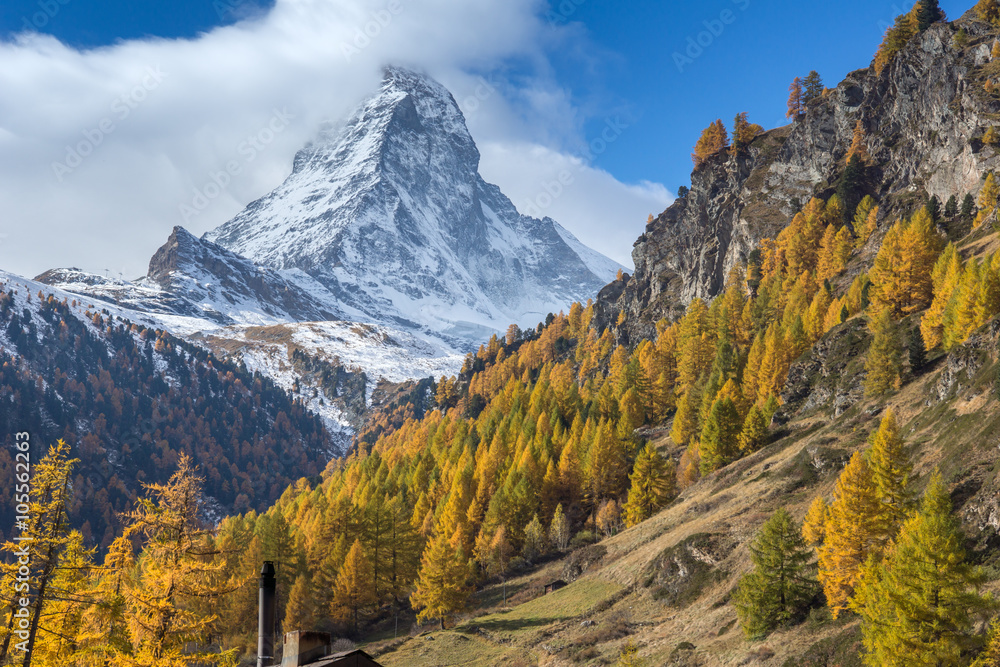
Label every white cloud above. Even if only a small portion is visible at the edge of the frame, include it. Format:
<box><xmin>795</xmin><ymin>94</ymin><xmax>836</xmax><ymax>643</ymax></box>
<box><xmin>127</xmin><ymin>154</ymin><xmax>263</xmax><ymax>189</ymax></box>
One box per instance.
<box><xmin>477</xmin><ymin>141</ymin><xmax>670</xmax><ymax>269</ymax></box>
<box><xmin>0</xmin><ymin>0</ymin><xmax>670</xmax><ymax>279</ymax></box>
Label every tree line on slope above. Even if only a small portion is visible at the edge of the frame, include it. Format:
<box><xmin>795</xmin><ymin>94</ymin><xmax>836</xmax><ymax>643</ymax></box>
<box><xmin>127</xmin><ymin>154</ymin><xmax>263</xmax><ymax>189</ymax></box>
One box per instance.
<box><xmin>735</xmin><ymin>411</ymin><xmax>996</xmax><ymax>666</ymax></box>
<box><xmin>10</xmin><ymin>169</ymin><xmax>993</xmax><ymax>662</ymax></box>
<box><xmin>0</xmin><ymin>284</ymin><xmax>331</xmax><ymax>547</ymax></box>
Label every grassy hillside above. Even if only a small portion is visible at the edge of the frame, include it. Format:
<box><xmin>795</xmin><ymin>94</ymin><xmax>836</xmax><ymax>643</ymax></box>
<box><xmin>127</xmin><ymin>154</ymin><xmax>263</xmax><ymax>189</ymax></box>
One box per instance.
<box><xmin>368</xmin><ymin>327</ymin><xmax>1000</xmax><ymax>665</ymax></box>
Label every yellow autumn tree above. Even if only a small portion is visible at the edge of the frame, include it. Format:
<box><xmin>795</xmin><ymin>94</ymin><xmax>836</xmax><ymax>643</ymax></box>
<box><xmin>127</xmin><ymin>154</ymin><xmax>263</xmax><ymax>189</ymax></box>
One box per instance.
<box><xmin>977</xmin><ymin>0</ymin><xmax>1000</xmax><ymax>29</ymax></box>
<box><xmin>118</xmin><ymin>454</ymin><xmax>240</xmax><ymax>666</ymax></box>
<box><xmin>976</xmin><ymin>252</ymin><xmax>1000</xmax><ymax>327</ymax></box>
<box><xmin>950</xmin><ymin>259</ymin><xmax>982</xmax><ymax>348</ymax></box>
<box><xmin>874</xmin><ymin>11</ymin><xmax>918</xmax><ymax>74</ymax></box>
<box><xmin>847</xmin><ymin>273</ymin><xmax>871</xmax><ymax>316</ymax></box>
<box><xmin>787</xmin><ymin>77</ymin><xmax>805</xmax><ymax>119</ymax></box>
<box><xmin>692</xmin><ymin>119</ymin><xmax>730</xmax><ymax>168</ymax></box>
<box><xmin>284</xmin><ymin>575</ymin><xmax>317</xmax><ymax>634</ymax></box>
<box><xmin>816</xmin><ymin>224</ymin><xmax>839</xmax><ymax>281</ymax></box>
<box><xmin>846</xmin><ymin>120</ymin><xmax>870</xmax><ymax>164</ymax></box>
<box><xmin>854</xmin><ymin>197</ymin><xmax>877</xmax><ymax>247</ymax></box>
<box><xmin>331</xmin><ymin>539</ymin><xmax>377</xmax><ymax>634</ymax></box>
<box><xmin>920</xmin><ymin>243</ymin><xmax>961</xmax><ymax>350</ymax></box>
<box><xmin>74</xmin><ymin>533</ymin><xmax>135</xmax><ymax>666</ymax></box>
<box><xmin>869</xmin><ymin>207</ymin><xmax>942</xmax><ymax>317</ymax></box>
<box><xmin>818</xmin><ymin>452</ymin><xmax>883</xmax><ymax>617</ymax></box>
<box><xmin>975</xmin><ymin>173</ymin><xmax>1000</xmax><ymax>228</ymax></box>
<box><xmin>851</xmin><ymin>472</ymin><xmax>992</xmax><ymax>666</ymax></box>
<box><xmin>0</xmin><ymin>440</ymin><xmax>78</xmax><ymax>665</ymax></box>
<box><xmin>867</xmin><ymin>409</ymin><xmax>913</xmax><ymax>544</ymax></box>
<box><xmin>410</xmin><ymin>530</ymin><xmax>471</xmax><ymax>630</ymax></box>
<box><xmin>833</xmin><ymin>226</ymin><xmax>854</xmax><ymax>273</ymax></box>
<box><xmin>802</xmin><ymin>496</ymin><xmax>828</xmax><ymax>547</ymax></box>
<box><xmin>623</xmin><ymin>443</ymin><xmax>676</xmax><ymax>527</ymax></box>
<box><xmin>731</xmin><ymin>112</ymin><xmax>763</xmax><ymax>155</ymax></box>
<box><xmin>670</xmin><ymin>385</ymin><xmax>700</xmax><ymax>447</ymax></box>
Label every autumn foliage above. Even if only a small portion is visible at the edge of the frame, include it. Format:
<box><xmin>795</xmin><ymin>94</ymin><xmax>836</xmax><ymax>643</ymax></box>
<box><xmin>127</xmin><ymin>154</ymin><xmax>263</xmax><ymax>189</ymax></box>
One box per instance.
<box><xmin>692</xmin><ymin>119</ymin><xmax>729</xmax><ymax>168</ymax></box>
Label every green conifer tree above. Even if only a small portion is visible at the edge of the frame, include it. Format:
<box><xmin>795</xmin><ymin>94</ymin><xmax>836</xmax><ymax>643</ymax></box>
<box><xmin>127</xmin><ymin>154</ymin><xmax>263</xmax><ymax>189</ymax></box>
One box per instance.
<box><xmin>734</xmin><ymin>509</ymin><xmax>819</xmax><ymax>639</ymax></box>
<box><xmin>699</xmin><ymin>396</ymin><xmax>742</xmax><ymax>474</ymax></box>
<box><xmin>962</xmin><ymin>193</ymin><xmax>977</xmax><ymax>221</ymax></box>
<box><xmin>944</xmin><ymin>194</ymin><xmax>958</xmax><ymax>218</ymax></box>
<box><xmin>802</xmin><ymin>71</ymin><xmax>824</xmax><ymax>103</ymax></box>
<box><xmin>737</xmin><ymin>404</ymin><xmax>769</xmax><ymax>454</ymax></box>
<box><xmin>865</xmin><ymin>308</ymin><xmax>902</xmax><ymax>397</ymax></box>
<box><xmin>623</xmin><ymin>443</ymin><xmax>676</xmax><ymax>527</ymax></box>
<box><xmin>916</xmin><ymin>0</ymin><xmax>944</xmax><ymax>31</ymax></box>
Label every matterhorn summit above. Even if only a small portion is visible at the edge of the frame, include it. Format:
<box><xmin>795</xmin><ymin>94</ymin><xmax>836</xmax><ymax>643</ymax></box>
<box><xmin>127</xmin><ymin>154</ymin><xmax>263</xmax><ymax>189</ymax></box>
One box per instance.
<box><xmin>36</xmin><ymin>67</ymin><xmax>624</xmax><ymax>445</ymax></box>
<box><xmin>204</xmin><ymin>66</ymin><xmax>622</xmax><ymax>340</ymax></box>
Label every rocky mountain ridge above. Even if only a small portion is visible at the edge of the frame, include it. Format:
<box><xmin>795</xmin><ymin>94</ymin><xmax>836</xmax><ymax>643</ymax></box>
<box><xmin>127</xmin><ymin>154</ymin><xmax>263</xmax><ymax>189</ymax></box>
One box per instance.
<box><xmin>599</xmin><ymin>15</ymin><xmax>1000</xmax><ymax>342</ymax></box>
<box><xmin>204</xmin><ymin>66</ymin><xmax>622</xmax><ymax>340</ymax></box>
<box><xmin>38</xmin><ymin>226</ymin><xmax>341</xmax><ymax>326</ymax></box>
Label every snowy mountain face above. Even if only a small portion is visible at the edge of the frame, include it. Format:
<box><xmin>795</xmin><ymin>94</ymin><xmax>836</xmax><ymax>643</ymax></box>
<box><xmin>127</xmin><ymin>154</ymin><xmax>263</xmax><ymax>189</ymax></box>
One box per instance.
<box><xmin>34</xmin><ymin>259</ymin><xmax>463</xmax><ymax>452</ymax></box>
<box><xmin>204</xmin><ymin>66</ymin><xmax>623</xmax><ymax>339</ymax></box>
<box><xmin>32</xmin><ymin>67</ymin><xmax>621</xmax><ymax>454</ymax></box>
<box><xmin>38</xmin><ymin>227</ymin><xmax>340</xmax><ymax>326</ymax></box>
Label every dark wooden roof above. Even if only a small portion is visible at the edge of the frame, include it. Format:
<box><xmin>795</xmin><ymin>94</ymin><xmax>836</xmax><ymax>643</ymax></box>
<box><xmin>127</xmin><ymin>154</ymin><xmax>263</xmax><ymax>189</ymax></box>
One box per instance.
<box><xmin>307</xmin><ymin>649</ymin><xmax>382</xmax><ymax>667</ymax></box>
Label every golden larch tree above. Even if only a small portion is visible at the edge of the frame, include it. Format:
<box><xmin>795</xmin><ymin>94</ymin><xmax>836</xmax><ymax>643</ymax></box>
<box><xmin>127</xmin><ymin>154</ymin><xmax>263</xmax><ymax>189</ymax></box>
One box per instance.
<box><xmin>623</xmin><ymin>443</ymin><xmax>676</xmax><ymax>527</ymax></box>
<box><xmin>802</xmin><ymin>496</ymin><xmax>828</xmax><ymax>547</ymax></box>
<box><xmin>846</xmin><ymin>120</ymin><xmax>870</xmax><ymax>164</ymax></box>
<box><xmin>921</xmin><ymin>243</ymin><xmax>961</xmax><ymax>350</ymax></box>
<box><xmin>118</xmin><ymin>454</ymin><xmax>240</xmax><ymax>666</ymax></box>
<box><xmin>867</xmin><ymin>409</ymin><xmax>913</xmax><ymax>544</ymax></box>
<box><xmin>410</xmin><ymin>530</ymin><xmax>471</xmax><ymax>630</ymax></box>
<box><xmin>331</xmin><ymin>539</ymin><xmax>377</xmax><ymax>634</ymax></box>
<box><xmin>818</xmin><ymin>451</ymin><xmax>883</xmax><ymax>617</ymax></box>
<box><xmin>974</xmin><ymin>173</ymin><xmax>1000</xmax><ymax>228</ymax></box>
<box><xmin>787</xmin><ymin>77</ymin><xmax>805</xmax><ymax>119</ymax></box>
<box><xmin>851</xmin><ymin>472</ymin><xmax>991</xmax><ymax>666</ymax></box>
<box><xmin>692</xmin><ymin>119</ymin><xmax>730</xmax><ymax>168</ymax></box>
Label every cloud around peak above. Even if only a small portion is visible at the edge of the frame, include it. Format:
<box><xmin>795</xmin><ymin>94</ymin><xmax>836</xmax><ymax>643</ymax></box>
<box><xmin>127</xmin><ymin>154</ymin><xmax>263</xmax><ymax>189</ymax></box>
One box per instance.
<box><xmin>0</xmin><ymin>0</ymin><xmax>670</xmax><ymax>278</ymax></box>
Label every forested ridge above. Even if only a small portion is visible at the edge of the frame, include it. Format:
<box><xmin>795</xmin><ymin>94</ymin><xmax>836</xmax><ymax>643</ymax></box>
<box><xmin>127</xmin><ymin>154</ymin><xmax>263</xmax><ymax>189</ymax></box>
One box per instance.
<box><xmin>0</xmin><ymin>278</ymin><xmax>333</xmax><ymax>549</ymax></box>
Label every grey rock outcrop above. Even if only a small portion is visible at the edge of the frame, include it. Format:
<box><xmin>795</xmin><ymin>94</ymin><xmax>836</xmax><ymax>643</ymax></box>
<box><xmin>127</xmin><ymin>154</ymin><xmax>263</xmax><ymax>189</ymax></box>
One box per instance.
<box><xmin>599</xmin><ymin>18</ymin><xmax>1000</xmax><ymax>341</ymax></box>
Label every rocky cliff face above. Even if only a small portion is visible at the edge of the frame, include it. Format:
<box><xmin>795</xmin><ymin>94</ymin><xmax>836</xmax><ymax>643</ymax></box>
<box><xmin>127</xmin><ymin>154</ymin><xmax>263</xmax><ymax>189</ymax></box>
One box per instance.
<box><xmin>600</xmin><ymin>16</ymin><xmax>1000</xmax><ymax>340</ymax></box>
<box><xmin>143</xmin><ymin>226</ymin><xmax>340</xmax><ymax>323</ymax></box>
<box><xmin>37</xmin><ymin>226</ymin><xmax>340</xmax><ymax>325</ymax></box>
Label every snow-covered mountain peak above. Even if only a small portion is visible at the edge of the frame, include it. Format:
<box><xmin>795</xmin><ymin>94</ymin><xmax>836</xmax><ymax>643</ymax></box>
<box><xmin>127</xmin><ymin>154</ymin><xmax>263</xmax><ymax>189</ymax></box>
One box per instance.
<box><xmin>203</xmin><ymin>67</ymin><xmax>623</xmax><ymax>339</ymax></box>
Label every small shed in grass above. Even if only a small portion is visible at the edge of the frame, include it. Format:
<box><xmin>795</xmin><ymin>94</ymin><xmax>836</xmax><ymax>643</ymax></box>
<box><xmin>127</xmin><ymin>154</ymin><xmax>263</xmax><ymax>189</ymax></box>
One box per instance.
<box><xmin>544</xmin><ymin>579</ymin><xmax>568</xmax><ymax>594</ymax></box>
<box><xmin>276</xmin><ymin>631</ymin><xmax>382</xmax><ymax>667</ymax></box>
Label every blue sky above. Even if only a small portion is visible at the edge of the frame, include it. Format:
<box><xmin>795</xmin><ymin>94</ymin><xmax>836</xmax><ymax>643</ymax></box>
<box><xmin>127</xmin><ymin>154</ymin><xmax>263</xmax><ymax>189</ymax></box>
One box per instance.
<box><xmin>1</xmin><ymin>0</ymin><xmax>969</xmax><ymax>193</ymax></box>
<box><xmin>556</xmin><ymin>0</ymin><xmax>969</xmax><ymax>191</ymax></box>
<box><xmin>0</xmin><ymin>0</ymin><xmax>276</xmax><ymax>46</ymax></box>
<box><xmin>0</xmin><ymin>0</ymin><xmax>972</xmax><ymax>277</ymax></box>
